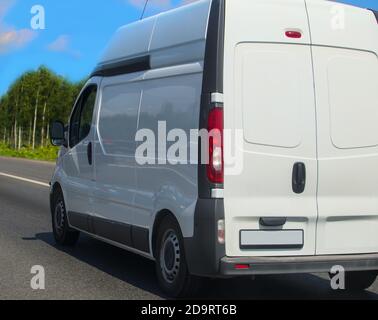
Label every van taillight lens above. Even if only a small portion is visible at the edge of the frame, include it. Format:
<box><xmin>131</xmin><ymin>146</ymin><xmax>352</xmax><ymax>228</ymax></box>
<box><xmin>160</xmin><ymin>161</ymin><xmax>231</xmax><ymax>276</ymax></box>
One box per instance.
<box><xmin>207</xmin><ymin>107</ymin><xmax>223</xmax><ymax>184</ymax></box>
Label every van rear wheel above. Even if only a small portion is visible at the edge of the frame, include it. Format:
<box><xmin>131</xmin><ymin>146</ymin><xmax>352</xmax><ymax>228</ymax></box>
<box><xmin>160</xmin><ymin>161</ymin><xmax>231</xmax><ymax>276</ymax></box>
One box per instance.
<box><xmin>155</xmin><ymin>215</ymin><xmax>200</xmax><ymax>298</ymax></box>
<box><xmin>51</xmin><ymin>190</ymin><xmax>80</xmax><ymax>246</ymax></box>
<box><xmin>344</xmin><ymin>271</ymin><xmax>377</xmax><ymax>291</ymax></box>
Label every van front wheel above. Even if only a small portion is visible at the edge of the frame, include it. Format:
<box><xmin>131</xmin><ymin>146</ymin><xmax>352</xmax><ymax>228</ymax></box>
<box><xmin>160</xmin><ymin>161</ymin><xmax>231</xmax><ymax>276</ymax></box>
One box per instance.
<box><xmin>155</xmin><ymin>216</ymin><xmax>200</xmax><ymax>297</ymax></box>
<box><xmin>51</xmin><ymin>190</ymin><xmax>80</xmax><ymax>246</ymax></box>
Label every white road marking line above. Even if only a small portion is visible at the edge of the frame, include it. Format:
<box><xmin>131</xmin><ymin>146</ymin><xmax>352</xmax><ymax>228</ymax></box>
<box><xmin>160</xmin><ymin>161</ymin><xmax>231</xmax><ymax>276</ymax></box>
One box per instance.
<box><xmin>0</xmin><ymin>172</ymin><xmax>50</xmax><ymax>188</ymax></box>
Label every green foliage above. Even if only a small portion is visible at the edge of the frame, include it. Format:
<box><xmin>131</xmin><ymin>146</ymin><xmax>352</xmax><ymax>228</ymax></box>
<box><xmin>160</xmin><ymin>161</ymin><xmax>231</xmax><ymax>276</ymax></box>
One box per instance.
<box><xmin>0</xmin><ymin>143</ymin><xmax>58</xmax><ymax>162</ymax></box>
<box><xmin>0</xmin><ymin>66</ymin><xmax>87</xmax><ymax>161</ymax></box>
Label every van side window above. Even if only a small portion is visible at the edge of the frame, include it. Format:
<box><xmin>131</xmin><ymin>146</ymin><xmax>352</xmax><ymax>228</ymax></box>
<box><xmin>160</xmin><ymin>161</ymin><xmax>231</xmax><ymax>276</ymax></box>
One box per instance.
<box><xmin>69</xmin><ymin>85</ymin><xmax>97</xmax><ymax>148</ymax></box>
<box><xmin>98</xmin><ymin>83</ymin><xmax>140</xmax><ymax>156</ymax></box>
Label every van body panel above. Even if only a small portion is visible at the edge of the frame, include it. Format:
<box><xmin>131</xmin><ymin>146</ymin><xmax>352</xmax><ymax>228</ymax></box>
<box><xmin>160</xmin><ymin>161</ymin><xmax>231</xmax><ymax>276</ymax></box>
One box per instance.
<box><xmin>62</xmin><ymin>77</ymin><xmax>102</xmax><ymax>222</ymax></box>
<box><xmin>92</xmin><ymin>73</ymin><xmax>143</xmax><ymax>228</ymax></box>
<box><xmin>134</xmin><ymin>71</ymin><xmax>203</xmax><ymax>238</ymax></box>
<box><xmin>99</xmin><ymin>0</ymin><xmax>211</xmax><ymax>70</ymax></box>
<box><xmin>223</xmin><ymin>0</ymin><xmax>311</xmax><ymax>46</ymax></box>
<box><xmin>372</xmin><ymin>10</ymin><xmax>378</xmax><ymax>24</ymax></box>
<box><xmin>238</xmin><ymin>43</ymin><xmax>304</xmax><ymax>149</ymax></box>
<box><xmin>100</xmin><ymin>17</ymin><xmax>156</xmax><ymax>65</ymax></box>
<box><xmin>149</xmin><ymin>42</ymin><xmax>206</xmax><ymax>70</ymax></box>
<box><xmin>310</xmin><ymin>47</ymin><xmax>378</xmax><ymax>255</ymax></box>
<box><xmin>223</xmin><ymin>0</ymin><xmax>318</xmax><ymax>257</ymax></box>
<box><xmin>306</xmin><ymin>0</ymin><xmax>378</xmax><ymax>255</ymax></box>
<box><xmin>91</xmin><ymin>2</ymin><xmax>211</xmax><ymax>247</ymax></box>
<box><xmin>149</xmin><ymin>0</ymin><xmax>210</xmax><ymax>52</ymax></box>
<box><xmin>327</xmin><ymin>50</ymin><xmax>378</xmax><ymax>149</ymax></box>
<box><xmin>305</xmin><ymin>0</ymin><xmax>378</xmax><ymax>53</ymax></box>
<box><xmin>149</xmin><ymin>0</ymin><xmax>211</xmax><ymax>69</ymax></box>
<box><xmin>93</xmin><ymin>69</ymin><xmax>203</xmax><ymax>240</ymax></box>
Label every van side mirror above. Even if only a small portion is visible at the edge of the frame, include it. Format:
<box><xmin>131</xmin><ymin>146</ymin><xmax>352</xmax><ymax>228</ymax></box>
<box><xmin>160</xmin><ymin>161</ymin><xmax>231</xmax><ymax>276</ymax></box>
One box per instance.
<box><xmin>51</xmin><ymin>121</ymin><xmax>66</xmax><ymax>147</ymax></box>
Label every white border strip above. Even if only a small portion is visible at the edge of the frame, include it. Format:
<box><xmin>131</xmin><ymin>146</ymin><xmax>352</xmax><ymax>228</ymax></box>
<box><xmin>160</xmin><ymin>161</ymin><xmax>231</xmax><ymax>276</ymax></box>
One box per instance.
<box><xmin>0</xmin><ymin>172</ymin><xmax>49</xmax><ymax>188</ymax></box>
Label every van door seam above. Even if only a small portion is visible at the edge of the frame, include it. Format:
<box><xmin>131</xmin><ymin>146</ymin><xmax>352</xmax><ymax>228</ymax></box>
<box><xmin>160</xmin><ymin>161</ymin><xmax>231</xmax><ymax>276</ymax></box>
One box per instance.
<box><xmin>305</xmin><ymin>0</ymin><xmax>320</xmax><ymax>255</ymax></box>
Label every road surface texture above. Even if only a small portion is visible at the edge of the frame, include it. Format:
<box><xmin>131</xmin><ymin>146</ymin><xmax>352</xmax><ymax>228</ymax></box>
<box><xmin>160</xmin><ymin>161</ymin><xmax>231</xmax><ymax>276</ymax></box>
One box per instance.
<box><xmin>0</xmin><ymin>156</ymin><xmax>377</xmax><ymax>300</ymax></box>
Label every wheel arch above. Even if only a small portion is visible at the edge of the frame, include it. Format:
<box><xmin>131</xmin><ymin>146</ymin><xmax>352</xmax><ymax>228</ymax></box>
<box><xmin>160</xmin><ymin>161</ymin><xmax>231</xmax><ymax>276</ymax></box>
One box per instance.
<box><xmin>151</xmin><ymin>209</ymin><xmax>182</xmax><ymax>258</ymax></box>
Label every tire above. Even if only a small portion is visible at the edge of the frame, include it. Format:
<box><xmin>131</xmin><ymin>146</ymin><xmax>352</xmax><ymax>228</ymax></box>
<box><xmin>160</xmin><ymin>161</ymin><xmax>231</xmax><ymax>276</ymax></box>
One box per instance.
<box><xmin>155</xmin><ymin>215</ymin><xmax>201</xmax><ymax>298</ymax></box>
<box><xmin>345</xmin><ymin>271</ymin><xmax>377</xmax><ymax>291</ymax></box>
<box><xmin>51</xmin><ymin>189</ymin><xmax>80</xmax><ymax>246</ymax></box>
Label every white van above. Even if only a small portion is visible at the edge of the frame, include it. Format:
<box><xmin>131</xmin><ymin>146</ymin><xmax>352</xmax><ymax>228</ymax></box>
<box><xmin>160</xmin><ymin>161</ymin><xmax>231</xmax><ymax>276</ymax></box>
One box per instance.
<box><xmin>50</xmin><ymin>0</ymin><xmax>378</xmax><ymax>297</ymax></box>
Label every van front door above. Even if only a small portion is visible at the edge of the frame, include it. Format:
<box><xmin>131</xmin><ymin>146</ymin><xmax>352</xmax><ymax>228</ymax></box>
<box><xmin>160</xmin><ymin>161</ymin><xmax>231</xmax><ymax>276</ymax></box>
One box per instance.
<box><xmin>63</xmin><ymin>81</ymin><xmax>99</xmax><ymax>232</ymax></box>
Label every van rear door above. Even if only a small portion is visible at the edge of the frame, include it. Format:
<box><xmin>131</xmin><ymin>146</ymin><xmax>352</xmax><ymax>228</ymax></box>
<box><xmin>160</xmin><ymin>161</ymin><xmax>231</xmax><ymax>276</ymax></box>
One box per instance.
<box><xmin>223</xmin><ymin>0</ymin><xmax>318</xmax><ymax>257</ymax></box>
<box><xmin>306</xmin><ymin>0</ymin><xmax>378</xmax><ymax>254</ymax></box>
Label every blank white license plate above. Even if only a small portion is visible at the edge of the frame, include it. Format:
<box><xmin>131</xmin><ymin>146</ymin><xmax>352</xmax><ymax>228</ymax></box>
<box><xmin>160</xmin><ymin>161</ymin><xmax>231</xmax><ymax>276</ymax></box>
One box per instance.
<box><xmin>240</xmin><ymin>230</ymin><xmax>304</xmax><ymax>249</ymax></box>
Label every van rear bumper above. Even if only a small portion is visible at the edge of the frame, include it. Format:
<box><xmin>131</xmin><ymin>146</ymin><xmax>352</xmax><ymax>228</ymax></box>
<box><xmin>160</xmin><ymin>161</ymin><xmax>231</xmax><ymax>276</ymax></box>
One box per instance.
<box><xmin>184</xmin><ymin>199</ymin><xmax>378</xmax><ymax>277</ymax></box>
<box><xmin>219</xmin><ymin>253</ymin><xmax>378</xmax><ymax>276</ymax></box>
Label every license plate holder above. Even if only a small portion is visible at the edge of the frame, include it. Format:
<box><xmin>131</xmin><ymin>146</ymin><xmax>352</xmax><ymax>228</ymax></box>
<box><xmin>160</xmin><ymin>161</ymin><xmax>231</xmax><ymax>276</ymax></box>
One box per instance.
<box><xmin>240</xmin><ymin>229</ymin><xmax>304</xmax><ymax>249</ymax></box>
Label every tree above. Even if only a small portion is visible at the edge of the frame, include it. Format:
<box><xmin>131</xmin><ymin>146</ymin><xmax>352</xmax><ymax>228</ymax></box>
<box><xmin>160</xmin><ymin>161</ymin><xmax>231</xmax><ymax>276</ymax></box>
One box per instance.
<box><xmin>0</xmin><ymin>66</ymin><xmax>86</xmax><ymax>149</ymax></box>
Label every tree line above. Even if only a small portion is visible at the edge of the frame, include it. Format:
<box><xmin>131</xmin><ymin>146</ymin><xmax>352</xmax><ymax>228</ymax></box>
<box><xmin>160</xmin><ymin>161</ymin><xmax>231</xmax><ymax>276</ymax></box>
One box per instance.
<box><xmin>0</xmin><ymin>66</ymin><xmax>86</xmax><ymax>150</ymax></box>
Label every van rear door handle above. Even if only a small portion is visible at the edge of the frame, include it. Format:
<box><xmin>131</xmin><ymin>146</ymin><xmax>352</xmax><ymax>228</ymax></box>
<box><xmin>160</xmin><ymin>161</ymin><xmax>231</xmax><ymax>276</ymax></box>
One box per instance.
<box><xmin>292</xmin><ymin>162</ymin><xmax>306</xmax><ymax>194</ymax></box>
<box><xmin>87</xmin><ymin>142</ymin><xmax>93</xmax><ymax>165</ymax></box>
<box><xmin>260</xmin><ymin>217</ymin><xmax>287</xmax><ymax>227</ymax></box>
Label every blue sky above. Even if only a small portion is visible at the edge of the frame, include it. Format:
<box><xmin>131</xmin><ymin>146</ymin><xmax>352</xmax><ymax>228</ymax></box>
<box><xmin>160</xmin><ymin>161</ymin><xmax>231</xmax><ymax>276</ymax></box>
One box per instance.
<box><xmin>0</xmin><ymin>0</ymin><xmax>377</xmax><ymax>96</ymax></box>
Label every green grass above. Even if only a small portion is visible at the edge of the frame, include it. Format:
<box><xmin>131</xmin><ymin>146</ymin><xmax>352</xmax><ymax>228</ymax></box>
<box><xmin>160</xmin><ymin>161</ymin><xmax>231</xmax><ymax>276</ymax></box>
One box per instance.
<box><xmin>0</xmin><ymin>143</ymin><xmax>58</xmax><ymax>162</ymax></box>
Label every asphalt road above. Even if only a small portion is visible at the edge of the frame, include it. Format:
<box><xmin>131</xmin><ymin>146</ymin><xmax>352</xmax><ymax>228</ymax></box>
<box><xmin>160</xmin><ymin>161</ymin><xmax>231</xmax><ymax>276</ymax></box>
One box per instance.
<box><xmin>0</xmin><ymin>156</ymin><xmax>377</xmax><ymax>300</ymax></box>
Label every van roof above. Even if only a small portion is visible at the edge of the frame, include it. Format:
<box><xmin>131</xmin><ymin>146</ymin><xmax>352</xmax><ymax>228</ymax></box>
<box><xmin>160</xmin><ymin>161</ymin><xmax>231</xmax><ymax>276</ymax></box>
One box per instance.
<box><xmin>96</xmin><ymin>0</ymin><xmax>211</xmax><ymax>68</ymax></box>
<box><xmin>93</xmin><ymin>0</ymin><xmax>376</xmax><ymax>75</ymax></box>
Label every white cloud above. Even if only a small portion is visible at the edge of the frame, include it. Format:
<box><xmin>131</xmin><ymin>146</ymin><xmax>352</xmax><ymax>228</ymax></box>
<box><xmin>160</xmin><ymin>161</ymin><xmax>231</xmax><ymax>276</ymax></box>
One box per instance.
<box><xmin>0</xmin><ymin>0</ymin><xmax>37</xmax><ymax>54</ymax></box>
<box><xmin>47</xmin><ymin>35</ymin><xmax>81</xmax><ymax>58</ymax></box>
<box><xmin>0</xmin><ymin>29</ymin><xmax>36</xmax><ymax>53</ymax></box>
<box><xmin>47</xmin><ymin>35</ymin><xmax>70</xmax><ymax>52</ymax></box>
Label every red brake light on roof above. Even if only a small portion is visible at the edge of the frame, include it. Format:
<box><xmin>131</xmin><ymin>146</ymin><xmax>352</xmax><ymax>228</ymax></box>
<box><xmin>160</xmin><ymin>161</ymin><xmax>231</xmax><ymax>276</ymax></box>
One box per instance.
<box><xmin>207</xmin><ymin>107</ymin><xmax>224</xmax><ymax>184</ymax></box>
<box><xmin>285</xmin><ymin>30</ymin><xmax>302</xmax><ymax>39</ymax></box>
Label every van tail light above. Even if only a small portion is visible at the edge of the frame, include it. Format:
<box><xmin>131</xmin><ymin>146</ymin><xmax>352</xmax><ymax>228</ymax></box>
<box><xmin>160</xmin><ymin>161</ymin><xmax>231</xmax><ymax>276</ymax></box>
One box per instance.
<box><xmin>207</xmin><ymin>107</ymin><xmax>224</xmax><ymax>184</ymax></box>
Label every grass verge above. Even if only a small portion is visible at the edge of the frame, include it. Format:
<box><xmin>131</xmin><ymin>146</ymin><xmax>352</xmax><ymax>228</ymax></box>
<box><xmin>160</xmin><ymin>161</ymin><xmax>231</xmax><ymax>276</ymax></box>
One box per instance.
<box><xmin>0</xmin><ymin>143</ymin><xmax>58</xmax><ymax>162</ymax></box>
